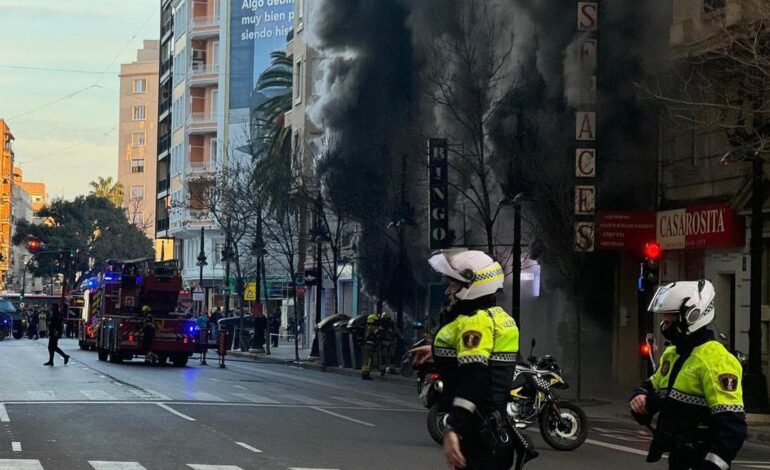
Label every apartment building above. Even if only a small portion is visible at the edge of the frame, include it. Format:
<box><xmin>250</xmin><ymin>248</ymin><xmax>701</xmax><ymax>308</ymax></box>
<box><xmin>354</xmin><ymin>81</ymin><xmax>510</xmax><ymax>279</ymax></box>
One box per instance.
<box><xmin>9</xmin><ymin>167</ymin><xmax>32</xmax><ymax>292</ymax></box>
<box><xmin>118</xmin><ymin>40</ymin><xmax>160</xmax><ymax>242</ymax></box>
<box><xmin>0</xmin><ymin>120</ymin><xmax>15</xmax><ymax>290</ymax></box>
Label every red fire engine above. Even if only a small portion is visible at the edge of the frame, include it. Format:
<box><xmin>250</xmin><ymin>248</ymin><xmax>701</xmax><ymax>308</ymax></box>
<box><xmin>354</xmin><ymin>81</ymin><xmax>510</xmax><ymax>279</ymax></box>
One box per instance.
<box><xmin>93</xmin><ymin>258</ymin><xmax>198</xmax><ymax>366</ymax></box>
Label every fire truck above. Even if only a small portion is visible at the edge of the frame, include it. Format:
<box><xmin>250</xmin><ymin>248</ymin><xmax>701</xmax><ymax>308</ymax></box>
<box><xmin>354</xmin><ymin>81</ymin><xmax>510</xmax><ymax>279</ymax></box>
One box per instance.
<box><xmin>93</xmin><ymin>258</ymin><xmax>198</xmax><ymax>366</ymax></box>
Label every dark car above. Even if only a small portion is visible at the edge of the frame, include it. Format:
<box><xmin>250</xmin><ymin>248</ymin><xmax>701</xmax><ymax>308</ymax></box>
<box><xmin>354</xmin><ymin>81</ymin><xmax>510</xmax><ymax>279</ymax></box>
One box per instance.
<box><xmin>217</xmin><ymin>315</ymin><xmax>254</xmax><ymax>350</ymax></box>
<box><xmin>0</xmin><ymin>298</ymin><xmax>24</xmax><ymax>339</ymax></box>
<box><xmin>0</xmin><ymin>312</ymin><xmax>11</xmax><ymax>340</ymax></box>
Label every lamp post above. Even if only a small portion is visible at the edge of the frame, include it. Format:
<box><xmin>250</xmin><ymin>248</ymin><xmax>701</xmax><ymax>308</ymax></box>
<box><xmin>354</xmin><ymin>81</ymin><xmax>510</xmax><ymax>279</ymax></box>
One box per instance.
<box><xmin>494</xmin><ymin>193</ymin><xmax>526</xmax><ymax>326</ymax></box>
<box><xmin>250</xmin><ymin>204</ymin><xmax>267</xmax><ymax>353</ymax></box>
<box><xmin>722</xmin><ymin>149</ymin><xmax>769</xmax><ymax>412</ymax></box>
<box><xmin>309</xmin><ymin>194</ymin><xmax>325</xmax><ymax>358</ymax></box>
<box><xmin>221</xmin><ymin>223</ymin><xmax>236</xmax><ymax>347</ymax></box>
<box><xmin>196</xmin><ymin>227</ymin><xmax>208</xmax><ymax>315</ymax></box>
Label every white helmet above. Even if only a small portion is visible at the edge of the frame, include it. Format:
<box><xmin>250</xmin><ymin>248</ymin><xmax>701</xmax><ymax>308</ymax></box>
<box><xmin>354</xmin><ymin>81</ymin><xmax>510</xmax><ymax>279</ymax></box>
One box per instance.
<box><xmin>648</xmin><ymin>280</ymin><xmax>715</xmax><ymax>334</ymax></box>
<box><xmin>428</xmin><ymin>249</ymin><xmax>505</xmax><ymax>300</ymax></box>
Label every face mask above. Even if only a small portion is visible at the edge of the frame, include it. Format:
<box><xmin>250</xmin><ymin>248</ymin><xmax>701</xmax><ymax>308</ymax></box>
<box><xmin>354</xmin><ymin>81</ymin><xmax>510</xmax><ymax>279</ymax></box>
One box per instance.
<box><xmin>660</xmin><ymin>319</ymin><xmax>687</xmax><ymax>345</ymax></box>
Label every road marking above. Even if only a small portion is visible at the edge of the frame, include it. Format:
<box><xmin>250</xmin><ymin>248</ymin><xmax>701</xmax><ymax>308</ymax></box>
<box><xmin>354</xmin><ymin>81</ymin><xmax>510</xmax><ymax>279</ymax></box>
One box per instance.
<box><xmin>232</xmin><ymin>393</ymin><xmax>278</xmax><ymax>404</ymax></box>
<box><xmin>187</xmin><ymin>466</ymin><xmax>244</xmax><ymax>470</ymax></box>
<box><xmin>187</xmin><ymin>392</ymin><xmax>224</xmax><ymax>402</ymax></box>
<box><xmin>80</xmin><ymin>390</ymin><xmax>114</xmax><ymax>401</ymax></box>
<box><xmin>585</xmin><ymin>438</ymin><xmax>649</xmax><ymax>456</ymax></box>
<box><xmin>130</xmin><ymin>389</ymin><xmax>170</xmax><ymax>400</ymax></box>
<box><xmin>235</xmin><ymin>441</ymin><xmax>262</xmax><ymax>453</ymax></box>
<box><xmin>285</xmin><ymin>394</ymin><xmax>331</xmax><ymax>406</ymax></box>
<box><xmin>233</xmin><ymin>385</ymin><xmax>248</xmax><ymax>390</ymax></box>
<box><xmin>0</xmin><ymin>460</ymin><xmax>44</xmax><ymax>469</ymax></box>
<box><xmin>0</xmin><ymin>404</ymin><xmax>9</xmax><ymax>422</ymax></box>
<box><xmin>11</xmin><ymin>442</ymin><xmax>21</xmax><ymax>452</ymax></box>
<box><xmin>27</xmin><ymin>391</ymin><xmax>54</xmax><ymax>400</ymax></box>
<box><xmin>330</xmin><ymin>396</ymin><xmax>382</xmax><ymax>408</ymax></box>
<box><xmin>288</xmin><ymin>468</ymin><xmax>341</xmax><ymax>470</ymax></box>
<box><xmin>157</xmin><ymin>403</ymin><xmax>196</xmax><ymax>421</ymax></box>
<box><xmin>89</xmin><ymin>462</ymin><xmax>148</xmax><ymax>470</ymax></box>
<box><xmin>311</xmin><ymin>406</ymin><xmax>376</xmax><ymax>427</ymax></box>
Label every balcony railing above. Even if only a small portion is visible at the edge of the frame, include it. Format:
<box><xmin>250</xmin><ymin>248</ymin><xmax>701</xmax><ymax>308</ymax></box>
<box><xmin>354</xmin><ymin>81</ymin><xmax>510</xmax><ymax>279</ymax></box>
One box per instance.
<box><xmin>190</xmin><ymin>15</ymin><xmax>220</xmax><ymax>30</ymax></box>
<box><xmin>188</xmin><ymin>112</ymin><xmax>215</xmax><ymax>124</ymax></box>
<box><xmin>157</xmin><ymin>178</ymin><xmax>170</xmax><ymax>193</ymax></box>
<box><xmin>188</xmin><ymin>161</ymin><xmax>215</xmax><ymax>174</ymax></box>
<box><xmin>189</xmin><ymin>63</ymin><xmax>219</xmax><ymax>77</ymax></box>
<box><xmin>158</xmin><ymin>134</ymin><xmax>171</xmax><ymax>155</ymax></box>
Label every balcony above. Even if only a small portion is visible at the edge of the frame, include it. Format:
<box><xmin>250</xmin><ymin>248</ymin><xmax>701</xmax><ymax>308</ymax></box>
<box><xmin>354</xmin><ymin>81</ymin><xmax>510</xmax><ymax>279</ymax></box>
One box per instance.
<box><xmin>157</xmin><ymin>177</ymin><xmax>170</xmax><ymax>194</ymax></box>
<box><xmin>187</xmin><ymin>112</ymin><xmax>217</xmax><ymax>134</ymax></box>
<box><xmin>189</xmin><ymin>15</ymin><xmax>220</xmax><ymax>39</ymax></box>
<box><xmin>187</xmin><ymin>161</ymin><xmax>216</xmax><ymax>177</ymax></box>
<box><xmin>158</xmin><ymin>134</ymin><xmax>170</xmax><ymax>159</ymax></box>
<box><xmin>188</xmin><ymin>63</ymin><xmax>219</xmax><ymax>86</ymax></box>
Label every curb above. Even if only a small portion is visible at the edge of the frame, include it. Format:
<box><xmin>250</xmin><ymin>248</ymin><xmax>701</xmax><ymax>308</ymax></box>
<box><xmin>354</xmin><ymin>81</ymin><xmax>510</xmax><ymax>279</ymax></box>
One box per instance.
<box><xmin>227</xmin><ymin>351</ymin><xmax>416</xmax><ymax>385</ymax></box>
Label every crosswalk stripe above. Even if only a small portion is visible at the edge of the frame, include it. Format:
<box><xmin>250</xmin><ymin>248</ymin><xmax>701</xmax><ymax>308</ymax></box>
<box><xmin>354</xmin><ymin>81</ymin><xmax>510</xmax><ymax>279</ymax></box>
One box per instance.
<box><xmin>186</xmin><ymin>466</ymin><xmax>244</xmax><ymax>470</ymax></box>
<box><xmin>0</xmin><ymin>460</ymin><xmax>44</xmax><ymax>469</ymax></box>
<box><xmin>235</xmin><ymin>442</ymin><xmax>262</xmax><ymax>453</ymax></box>
<box><xmin>89</xmin><ymin>462</ymin><xmax>148</xmax><ymax>470</ymax></box>
<box><xmin>284</xmin><ymin>394</ymin><xmax>331</xmax><ymax>406</ymax></box>
<box><xmin>80</xmin><ymin>390</ymin><xmax>115</xmax><ymax>401</ymax></box>
<box><xmin>27</xmin><ymin>391</ymin><xmax>54</xmax><ymax>400</ymax></box>
<box><xmin>231</xmin><ymin>393</ymin><xmax>278</xmax><ymax>404</ymax></box>
<box><xmin>128</xmin><ymin>389</ymin><xmax>170</xmax><ymax>400</ymax></box>
<box><xmin>0</xmin><ymin>403</ymin><xmax>9</xmax><ymax>422</ymax></box>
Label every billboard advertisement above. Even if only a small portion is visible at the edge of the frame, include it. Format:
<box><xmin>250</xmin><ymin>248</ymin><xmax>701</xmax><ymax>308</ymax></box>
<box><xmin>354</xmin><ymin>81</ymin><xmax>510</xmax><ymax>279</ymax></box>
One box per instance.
<box><xmin>228</xmin><ymin>0</ymin><xmax>294</xmax><ymax>157</ymax></box>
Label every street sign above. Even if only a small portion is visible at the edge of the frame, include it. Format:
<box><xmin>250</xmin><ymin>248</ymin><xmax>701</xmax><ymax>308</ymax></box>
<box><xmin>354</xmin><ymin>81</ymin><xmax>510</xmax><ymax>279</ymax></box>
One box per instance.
<box><xmin>192</xmin><ymin>286</ymin><xmax>204</xmax><ymax>302</ymax></box>
<box><xmin>244</xmin><ymin>281</ymin><xmax>256</xmax><ymax>301</ymax></box>
<box><xmin>294</xmin><ymin>273</ymin><xmax>305</xmax><ymax>286</ymax></box>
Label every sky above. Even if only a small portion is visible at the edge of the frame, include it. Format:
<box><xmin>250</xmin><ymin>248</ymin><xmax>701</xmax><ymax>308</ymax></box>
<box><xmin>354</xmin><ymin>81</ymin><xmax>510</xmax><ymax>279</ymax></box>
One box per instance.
<box><xmin>0</xmin><ymin>0</ymin><xmax>159</xmax><ymax>200</ymax></box>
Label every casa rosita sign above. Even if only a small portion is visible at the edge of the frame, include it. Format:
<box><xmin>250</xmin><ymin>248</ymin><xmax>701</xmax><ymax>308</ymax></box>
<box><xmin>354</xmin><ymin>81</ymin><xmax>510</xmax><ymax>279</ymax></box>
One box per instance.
<box><xmin>656</xmin><ymin>203</ymin><xmax>744</xmax><ymax>250</ymax></box>
<box><xmin>596</xmin><ymin>203</ymin><xmax>745</xmax><ymax>251</ymax></box>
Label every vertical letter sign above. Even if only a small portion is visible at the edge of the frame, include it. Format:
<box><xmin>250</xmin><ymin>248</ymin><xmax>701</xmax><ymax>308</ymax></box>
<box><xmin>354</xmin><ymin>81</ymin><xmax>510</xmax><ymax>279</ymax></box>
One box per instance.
<box><xmin>429</xmin><ymin>138</ymin><xmax>450</xmax><ymax>250</ymax></box>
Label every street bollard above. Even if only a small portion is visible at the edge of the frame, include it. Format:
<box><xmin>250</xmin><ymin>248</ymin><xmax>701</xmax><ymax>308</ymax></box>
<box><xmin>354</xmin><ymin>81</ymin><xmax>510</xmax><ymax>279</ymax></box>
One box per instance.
<box><xmin>199</xmin><ymin>328</ymin><xmax>209</xmax><ymax>365</ymax></box>
<box><xmin>217</xmin><ymin>329</ymin><xmax>228</xmax><ymax>368</ymax></box>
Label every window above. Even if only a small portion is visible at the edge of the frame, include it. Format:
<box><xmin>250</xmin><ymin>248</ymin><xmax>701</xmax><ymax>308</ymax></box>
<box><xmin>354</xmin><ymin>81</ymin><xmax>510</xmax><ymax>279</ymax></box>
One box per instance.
<box><xmin>131</xmin><ymin>132</ymin><xmax>145</xmax><ymax>147</ymax></box>
<box><xmin>132</xmin><ymin>213</ymin><xmax>144</xmax><ymax>225</ymax></box>
<box><xmin>133</xmin><ymin>105</ymin><xmax>146</xmax><ymax>120</ymax></box>
<box><xmin>704</xmin><ymin>0</ymin><xmax>726</xmax><ymax>13</ymax></box>
<box><xmin>131</xmin><ymin>159</ymin><xmax>145</xmax><ymax>174</ymax></box>
<box><xmin>293</xmin><ymin>60</ymin><xmax>303</xmax><ymax>103</ymax></box>
<box><xmin>214</xmin><ymin>242</ymin><xmax>224</xmax><ymax>263</ymax></box>
<box><xmin>210</xmin><ymin>139</ymin><xmax>218</xmax><ymax>161</ymax></box>
<box><xmin>133</xmin><ymin>79</ymin><xmax>147</xmax><ymax>93</ymax></box>
<box><xmin>131</xmin><ymin>185</ymin><xmax>144</xmax><ymax>200</ymax></box>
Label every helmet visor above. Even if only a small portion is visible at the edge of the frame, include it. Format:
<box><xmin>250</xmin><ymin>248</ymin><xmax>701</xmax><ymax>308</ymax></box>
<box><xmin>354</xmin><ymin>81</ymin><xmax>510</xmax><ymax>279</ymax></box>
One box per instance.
<box><xmin>428</xmin><ymin>249</ymin><xmax>470</xmax><ymax>283</ymax></box>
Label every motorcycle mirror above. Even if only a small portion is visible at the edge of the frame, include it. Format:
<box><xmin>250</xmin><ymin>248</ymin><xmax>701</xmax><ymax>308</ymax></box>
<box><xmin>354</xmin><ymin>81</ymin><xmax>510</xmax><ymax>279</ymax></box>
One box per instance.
<box><xmin>719</xmin><ymin>333</ymin><xmax>727</xmax><ymax>341</ymax></box>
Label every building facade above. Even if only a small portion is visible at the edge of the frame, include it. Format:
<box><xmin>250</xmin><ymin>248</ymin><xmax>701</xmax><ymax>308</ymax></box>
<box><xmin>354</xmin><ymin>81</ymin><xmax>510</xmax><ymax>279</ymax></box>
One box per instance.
<box><xmin>0</xmin><ymin>120</ymin><xmax>14</xmax><ymax>290</ymax></box>
<box><xmin>118</xmin><ymin>40</ymin><xmax>160</xmax><ymax>243</ymax></box>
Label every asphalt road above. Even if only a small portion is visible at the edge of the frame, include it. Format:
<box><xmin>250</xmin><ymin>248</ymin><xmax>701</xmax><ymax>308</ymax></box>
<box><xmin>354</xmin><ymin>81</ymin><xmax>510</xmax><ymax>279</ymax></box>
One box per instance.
<box><xmin>1</xmin><ymin>338</ymin><xmax>769</xmax><ymax>469</ymax></box>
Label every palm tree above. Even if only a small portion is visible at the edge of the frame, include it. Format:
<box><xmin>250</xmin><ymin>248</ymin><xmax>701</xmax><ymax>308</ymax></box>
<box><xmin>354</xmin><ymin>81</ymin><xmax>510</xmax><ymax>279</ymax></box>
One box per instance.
<box><xmin>254</xmin><ymin>51</ymin><xmax>293</xmax><ymax>158</ymax></box>
<box><xmin>89</xmin><ymin>176</ymin><xmax>124</xmax><ymax>207</ymax></box>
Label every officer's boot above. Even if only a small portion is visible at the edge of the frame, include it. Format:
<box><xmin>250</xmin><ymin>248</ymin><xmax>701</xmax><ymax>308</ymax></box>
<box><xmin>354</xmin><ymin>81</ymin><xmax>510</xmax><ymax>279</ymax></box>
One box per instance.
<box><xmin>511</xmin><ymin>427</ymin><xmax>538</xmax><ymax>470</ymax></box>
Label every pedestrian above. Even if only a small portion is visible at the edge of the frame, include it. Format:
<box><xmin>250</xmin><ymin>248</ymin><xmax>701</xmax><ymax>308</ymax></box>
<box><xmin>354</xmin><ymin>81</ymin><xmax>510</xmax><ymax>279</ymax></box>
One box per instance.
<box><xmin>209</xmin><ymin>307</ymin><xmax>221</xmax><ymax>338</ymax></box>
<box><xmin>629</xmin><ymin>280</ymin><xmax>746</xmax><ymax>469</ymax></box>
<box><xmin>253</xmin><ymin>311</ymin><xmax>267</xmax><ymax>352</ymax></box>
<box><xmin>38</xmin><ymin>309</ymin><xmax>47</xmax><ymax>339</ymax></box>
<box><xmin>28</xmin><ymin>309</ymin><xmax>39</xmax><ymax>339</ymax></box>
<box><xmin>270</xmin><ymin>313</ymin><xmax>280</xmax><ymax>347</ymax></box>
<box><xmin>413</xmin><ymin>249</ymin><xmax>537</xmax><ymax>470</ymax></box>
<box><xmin>43</xmin><ymin>304</ymin><xmax>70</xmax><ymax>366</ymax></box>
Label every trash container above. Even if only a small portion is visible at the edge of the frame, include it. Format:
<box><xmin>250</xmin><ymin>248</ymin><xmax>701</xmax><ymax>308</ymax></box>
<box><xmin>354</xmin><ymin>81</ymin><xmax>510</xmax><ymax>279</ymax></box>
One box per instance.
<box><xmin>347</xmin><ymin>314</ymin><xmax>369</xmax><ymax>369</ymax></box>
<box><xmin>334</xmin><ymin>318</ymin><xmax>352</xmax><ymax>368</ymax></box>
<box><xmin>316</xmin><ymin>314</ymin><xmax>347</xmax><ymax>367</ymax></box>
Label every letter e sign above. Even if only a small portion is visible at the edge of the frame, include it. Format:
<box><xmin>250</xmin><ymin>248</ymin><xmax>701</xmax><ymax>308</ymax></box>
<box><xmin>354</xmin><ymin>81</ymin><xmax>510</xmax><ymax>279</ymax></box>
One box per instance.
<box><xmin>576</xmin><ymin>148</ymin><xmax>596</xmax><ymax>177</ymax></box>
<box><xmin>575</xmin><ymin>185</ymin><xmax>595</xmax><ymax>214</ymax></box>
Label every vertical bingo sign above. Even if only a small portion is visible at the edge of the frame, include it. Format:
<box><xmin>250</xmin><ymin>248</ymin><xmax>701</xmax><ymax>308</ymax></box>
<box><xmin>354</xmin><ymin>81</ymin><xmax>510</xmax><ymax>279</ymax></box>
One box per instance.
<box><xmin>574</xmin><ymin>1</ymin><xmax>599</xmax><ymax>252</ymax></box>
<box><xmin>429</xmin><ymin>139</ymin><xmax>450</xmax><ymax>250</ymax></box>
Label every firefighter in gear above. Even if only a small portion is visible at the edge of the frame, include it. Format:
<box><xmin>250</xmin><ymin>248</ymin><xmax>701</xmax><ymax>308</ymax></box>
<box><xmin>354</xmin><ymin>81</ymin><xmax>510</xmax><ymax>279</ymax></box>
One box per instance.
<box><xmin>630</xmin><ymin>280</ymin><xmax>747</xmax><ymax>469</ymax></box>
<box><xmin>361</xmin><ymin>313</ymin><xmax>379</xmax><ymax>380</ymax></box>
<box><xmin>426</xmin><ymin>249</ymin><xmax>538</xmax><ymax>470</ymax></box>
<box><xmin>140</xmin><ymin>305</ymin><xmax>158</xmax><ymax>363</ymax></box>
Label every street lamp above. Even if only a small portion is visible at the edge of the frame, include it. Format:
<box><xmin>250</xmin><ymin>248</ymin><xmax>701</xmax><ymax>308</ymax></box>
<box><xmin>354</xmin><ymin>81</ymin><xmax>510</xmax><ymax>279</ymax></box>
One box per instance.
<box><xmin>495</xmin><ymin>192</ymin><xmax>527</xmax><ymax>326</ymax></box>
<box><xmin>721</xmin><ymin>148</ymin><xmax>769</xmax><ymax>412</ymax></box>
<box><xmin>196</xmin><ymin>227</ymin><xmax>208</xmax><ymax>315</ymax></box>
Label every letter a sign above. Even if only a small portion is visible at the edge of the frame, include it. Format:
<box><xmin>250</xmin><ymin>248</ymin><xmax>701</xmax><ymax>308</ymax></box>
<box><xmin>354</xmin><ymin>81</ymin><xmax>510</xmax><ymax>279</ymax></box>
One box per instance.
<box><xmin>429</xmin><ymin>139</ymin><xmax>450</xmax><ymax>250</ymax></box>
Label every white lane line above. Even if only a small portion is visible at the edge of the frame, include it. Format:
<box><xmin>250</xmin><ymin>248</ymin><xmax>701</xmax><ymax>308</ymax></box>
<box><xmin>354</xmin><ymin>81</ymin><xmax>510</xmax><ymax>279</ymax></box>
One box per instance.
<box><xmin>156</xmin><ymin>403</ymin><xmax>196</xmax><ymax>421</ymax></box>
<box><xmin>186</xmin><ymin>466</ymin><xmax>244</xmax><ymax>470</ymax></box>
<box><xmin>233</xmin><ymin>385</ymin><xmax>248</xmax><ymax>390</ymax></box>
<box><xmin>235</xmin><ymin>442</ymin><xmax>262</xmax><ymax>453</ymax></box>
<box><xmin>11</xmin><ymin>442</ymin><xmax>22</xmax><ymax>452</ymax></box>
<box><xmin>311</xmin><ymin>406</ymin><xmax>376</xmax><ymax>427</ymax></box>
<box><xmin>0</xmin><ymin>403</ymin><xmax>9</xmax><ymax>422</ymax></box>
<box><xmin>80</xmin><ymin>390</ymin><xmax>114</xmax><ymax>401</ymax></box>
<box><xmin>330</xmin><ymin>396</ymin><xmax>382</xmax><ymax>408</ymax></box>
<box><xmin>585</xmin><ymin>438</ymin><xmax>650</xmax><ymax>456</ymax></box>
<box><xmin>0</xmin><ymin>460</ymin><xmax>44</xmax><ymax>469</ymax></box>
<box><xmin>26</xmin><ymin>391</ymin><xmax>54</xmax><ymax>400</ymax></box>
<box><xmin>89</xmin><ymin>462</ymin><xmax>148</xmax><ymax>470</ymax></box>
<box><xmin>232</xmin><ymin>393</ymin><xmax>278</xmax><ymax>404</ymax></box>
<box><xmin>285</xmin><ymin>394</ymin><xmax>331</xmax><ymax>406</ymax></box>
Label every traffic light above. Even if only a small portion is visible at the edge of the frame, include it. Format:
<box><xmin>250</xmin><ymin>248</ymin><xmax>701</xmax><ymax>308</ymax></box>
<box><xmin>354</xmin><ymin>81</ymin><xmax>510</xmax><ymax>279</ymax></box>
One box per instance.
<box><xmin>638</xmin><ymin>241</ymin><xmax>663</xmax><ymax>291</ymax></box>
<box><xmin>643</xmin><ymin>241</ymin><xmax>662</xmax><ymax>262</ymax></box>
<box><xmin>26</xmin><ymin>237</ymin><xmax>42</xmax><ymax>253</ymax></box>
<box><xmin>640</xmin><ymin>342</ymin><xmax>651</xmax><ymax>358</ymax></box>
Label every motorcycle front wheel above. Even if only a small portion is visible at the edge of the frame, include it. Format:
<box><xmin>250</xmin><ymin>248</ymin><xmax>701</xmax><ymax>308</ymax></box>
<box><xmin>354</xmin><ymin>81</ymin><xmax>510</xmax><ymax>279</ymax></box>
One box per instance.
<box><xmin>427</xmin><ymin>403</ymin><xmax>448</xmax><ymax>445</ymax></box>
<box><xmin>539</xmin><ymin>401</ymin><xmax>588</xmax><ymax>451</ymax></box>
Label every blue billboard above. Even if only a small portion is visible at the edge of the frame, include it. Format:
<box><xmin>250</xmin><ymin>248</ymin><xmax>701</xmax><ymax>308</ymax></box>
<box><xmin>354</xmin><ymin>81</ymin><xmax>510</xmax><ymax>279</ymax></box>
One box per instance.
<box><xmin>229</xmin><ymin>0</ymin><xmax>294</xmax><ymax>111</ymax></box>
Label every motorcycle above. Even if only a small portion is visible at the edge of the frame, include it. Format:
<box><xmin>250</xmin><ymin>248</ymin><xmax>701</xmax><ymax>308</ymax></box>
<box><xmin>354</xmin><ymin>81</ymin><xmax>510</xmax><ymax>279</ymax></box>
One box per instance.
<box><xmin>420</xmin><ymin>339</ymin><xmax>588</xmax><ymax>451</ymax></box>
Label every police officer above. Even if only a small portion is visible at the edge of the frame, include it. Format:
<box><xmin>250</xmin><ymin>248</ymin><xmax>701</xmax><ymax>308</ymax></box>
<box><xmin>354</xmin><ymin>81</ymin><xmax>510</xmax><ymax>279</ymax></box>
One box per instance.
<box><xmin>361</xmin><ymin>313</ymin><xmax>379</xmax><ymax>380</ymax></box>
<box><xmin>416</xmin><ymin>249</ymin><xmax>537</xmax><ymax>470</ymax></box>
<box><xmin>630</xmin><ymin>280</ymin><xmax>746</xmax><ymax>469</ymax></box>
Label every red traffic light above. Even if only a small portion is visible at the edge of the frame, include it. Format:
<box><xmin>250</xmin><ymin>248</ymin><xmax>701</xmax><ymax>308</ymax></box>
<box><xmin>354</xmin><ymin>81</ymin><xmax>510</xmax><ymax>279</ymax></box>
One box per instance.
<box><xmin>640</xmin><ymin>343</ymin><xmax>651</xmax><ymax>357</ymax></box>
<box><xmin>26</xmin><ymin>238</ymin><xmax>42</xmax><ymax>253</ymax></box>
<box><xmin>643</xmin><ymin>241</ymin><xmax>662</xmax><ymax>262</ymax></box>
